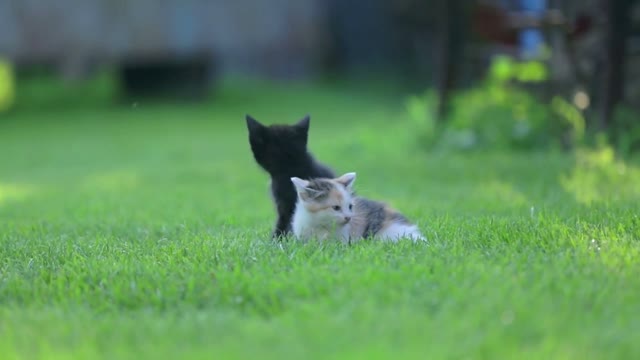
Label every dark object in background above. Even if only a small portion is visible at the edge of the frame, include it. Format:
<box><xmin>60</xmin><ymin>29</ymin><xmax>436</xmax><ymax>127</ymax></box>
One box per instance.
<box><xmin>245</xmin><ymin>115</ymin><xmax>335</xmax><ymax>240</ymax></box>
<box><xmin>434</xmin><ymin>0</ymin><xmax>469</xmax><ymax>122</ymax></box>
<box><xmin>599</xmin><ymin>0</ymin><xmax>633</xmax><ymax>130</ymax></box>
<box><xmin>324</xmin><ymin>0</ymin><xmax>400</xmax><ymax>74</ymax></box>
<box><xmin>119</xmin><ymin>53</ymin><xmax>216</xmax><ymax>100</ymax></box>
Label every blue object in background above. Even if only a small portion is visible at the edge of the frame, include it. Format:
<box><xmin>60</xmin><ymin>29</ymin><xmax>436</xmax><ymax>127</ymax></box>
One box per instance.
<box><xmin>518</xmin><ymin>0</ymin><xmax>547</xmax><ymax>59</ymax></box>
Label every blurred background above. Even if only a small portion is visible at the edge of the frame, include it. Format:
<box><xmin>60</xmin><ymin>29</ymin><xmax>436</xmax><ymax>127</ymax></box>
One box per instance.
<box><xmin>1</xmin><ymin>0</ymin><xmax>639</xmax><ymax>152</ymax></box>
<box><xmin>3</xmin><ymin>3</ymin><xmax>640</xmax><ymax>357</ymax></box>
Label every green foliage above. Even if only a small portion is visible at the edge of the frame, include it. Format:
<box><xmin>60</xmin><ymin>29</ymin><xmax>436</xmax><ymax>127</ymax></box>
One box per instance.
<box><xmin>611</xmin><ymin>105</ymin><xmax>640</xmax><ymax>155</ymax></box>
<box><xmin>551</xmin><ymin>96</ymin><xmax>586</xmax><ymax>145</ymax></box>
<box><xmin>0</xmin><ymin>57</ymin><xmax>15</xmax><ymax>112</ymax></box>
<box><xmin>407</xmin><ymin>55</ymin><xmax>593</xmax><ymax>151</ymax></box>
<box><xmin>1</xmin><ymin>79</ymin><xmax>640</xmax><ymax>359</ymax></box>
<box><xmin>561</xmin><ymin>140</ymin><xmax>640</xmax><ymax>204</ymax></box>
<box><xmin>490</xmin><ymin>55</ymin><xmax>548</xmax><ymax>83</ymax></box>
<box><xmin>405</xmin><ymin>90</ymin><xmax>439</xmax><ymax>146</ymax></box>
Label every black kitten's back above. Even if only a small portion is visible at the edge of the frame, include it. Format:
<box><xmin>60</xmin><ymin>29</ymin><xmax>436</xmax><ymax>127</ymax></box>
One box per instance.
<box><xmin>245</xmin><ymin>115</ymin><xmax>335</xmax><ymax>238</ymax></box>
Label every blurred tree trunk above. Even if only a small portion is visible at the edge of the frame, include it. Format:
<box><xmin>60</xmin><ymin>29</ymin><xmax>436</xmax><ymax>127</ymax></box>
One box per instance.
<box><xmin>434</xmin><ymin>0</ymin><xmax>468</xmax><ymax>122</ymax></box>
<box><xmin>599</xmin><ymin>0</ymin><xmax>632</xmax><ymax>130</ymax></box>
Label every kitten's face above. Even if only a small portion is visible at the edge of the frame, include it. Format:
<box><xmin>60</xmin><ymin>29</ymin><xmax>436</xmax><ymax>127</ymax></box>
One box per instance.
<box><xmin>291</xmin><ymin>173</ymin><xmax>356</xmax><ymax>227</ymax></box>
<box><xmin>246</xmin><ymin>115</ymin><xmax>310</xmax><ymax>172</ymax></box>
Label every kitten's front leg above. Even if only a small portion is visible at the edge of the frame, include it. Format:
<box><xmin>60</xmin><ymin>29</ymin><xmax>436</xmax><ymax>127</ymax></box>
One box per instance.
<box><xmin>272</xmin><ymin>215</ymin><xmax>292</xmax><ymax>240</ymax></box>
<box><xmin>271</xmin><ymin>227</ymin><xmax>288</xmax><ymax>240</ymax></box>
<box><xmin>272</xmin><ymin>195</ymin><xmax>295</xmax><ymax>240</ymax></box>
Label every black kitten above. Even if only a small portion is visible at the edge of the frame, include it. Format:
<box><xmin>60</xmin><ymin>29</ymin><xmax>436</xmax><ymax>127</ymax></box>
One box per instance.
<box><xmin>246</xmin><ymin>114</ymin><xmax>335</xmax><ymax>239</ymax></box>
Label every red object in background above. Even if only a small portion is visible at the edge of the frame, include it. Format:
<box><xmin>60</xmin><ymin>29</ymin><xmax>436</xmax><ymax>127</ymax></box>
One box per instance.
<box><xmin>569</xmin><ymin>14</ymin><xmax>593</xmax><ymax>40</ymax></box>
<box><xmin>471</xmin><ymin>3</ymin><xmax>519</xmax><ymax>46</ymax></box>
<box><xmin>471</xmin><ymin>3</ymin><xmax>593</xmax><ymax>46</ymax></box>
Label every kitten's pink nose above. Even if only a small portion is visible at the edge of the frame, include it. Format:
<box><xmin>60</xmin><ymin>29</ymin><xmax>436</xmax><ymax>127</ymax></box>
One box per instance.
<box><xmin>344</xmin><ymin>216</ymin><xmax>351</xmax><ymax>223</ymax></box>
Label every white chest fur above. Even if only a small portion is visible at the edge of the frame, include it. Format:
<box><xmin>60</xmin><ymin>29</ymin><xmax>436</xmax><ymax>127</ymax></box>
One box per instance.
<box><xmin>292</xmin><ymin>203</ymin><xmax>349</xmax><ymax>243</ymax></box>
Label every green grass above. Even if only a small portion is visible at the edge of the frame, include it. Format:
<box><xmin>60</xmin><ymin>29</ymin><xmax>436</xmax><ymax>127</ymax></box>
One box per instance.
<box><xmin>1</xmin><ymin>77</ymin><xmax>639</xmax><ymax>359</ymax></box>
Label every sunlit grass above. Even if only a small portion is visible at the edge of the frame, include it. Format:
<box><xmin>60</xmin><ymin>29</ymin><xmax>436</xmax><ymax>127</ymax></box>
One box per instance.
<box><xmin>0</xmin><ymin>77</ymin><xmax>639</xmax><ymax>359</ymax></box>
<box><xmin>561</xmin><ymin>145</ymin><xmax>640</xmax><ymax>204</ymax></box>
<box><xmin>0</xmin><ymin>183</ymin><xmax>37</xmax><ymax>207</ymax></box>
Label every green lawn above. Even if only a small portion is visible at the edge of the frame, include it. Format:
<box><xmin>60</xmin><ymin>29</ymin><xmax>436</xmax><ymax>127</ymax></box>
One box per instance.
<box><xmin>1</xmin><ymin>78</ymin><xmax>639</xmax><ymax>359</ymax></box>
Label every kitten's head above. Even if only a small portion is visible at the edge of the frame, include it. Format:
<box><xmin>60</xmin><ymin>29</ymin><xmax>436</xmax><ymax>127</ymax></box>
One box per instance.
<box><xmin>246</xmin><ymin>114</ymin><xmax>310</xmax><ymax>173</ymax></box>
<box><xmin>291</xmin><ymin>172</ymin><xmax>356</xmax><ymax>226</ymax></box>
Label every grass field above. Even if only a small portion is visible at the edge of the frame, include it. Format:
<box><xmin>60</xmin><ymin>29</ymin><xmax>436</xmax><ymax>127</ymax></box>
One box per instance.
<box><xmin>1</xmin><ymin>78</ymin><xmax>639</xmax><ymax>359</ymax></box>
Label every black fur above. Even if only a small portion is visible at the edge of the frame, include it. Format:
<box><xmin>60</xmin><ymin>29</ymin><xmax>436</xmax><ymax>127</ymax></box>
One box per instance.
<box><xmin>246</xmin><ymin>114</ymin><xmax>335</xmax><ymax>239</ymax></box>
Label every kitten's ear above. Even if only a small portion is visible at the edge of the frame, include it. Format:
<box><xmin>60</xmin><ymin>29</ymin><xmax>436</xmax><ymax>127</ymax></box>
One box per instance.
<box><xmin>290</xmin><ymin>177</ymin><xmax>310</xmax><ymax>192</ymax></box>
<box><xmin>294</xmin><ymin>115</ymin><xmax>310</xmax><ymax>146</ymax></box>
<box><xmin>291</xmin><ymin>177</ymin><xmax>323</xmax><ymax>200</ymax></box>
<box><xmin>246</xmin><ymin>115</ymin><xmax>265</xmax><ymax>133</ymax></box>
<box><xmin>295</xmin><ymin>115</ymin><xmax>310</xmax><ymax>133</ymax></box>
<box><xmin>336</xmin><ymin>172</ymin><xmax>356</xmax><ymax>190</ymax></box>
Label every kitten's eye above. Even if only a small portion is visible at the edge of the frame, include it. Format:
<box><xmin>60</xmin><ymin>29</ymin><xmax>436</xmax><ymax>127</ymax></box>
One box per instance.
<box><xmin>349</xmin><ymin>204</ymin><xmax>353</xmax><ymax>210</ymax></box>
<box><xmin>332</xmin><ymin>205</ymin><xmax>341</xmax><ymax>211</ymax></box>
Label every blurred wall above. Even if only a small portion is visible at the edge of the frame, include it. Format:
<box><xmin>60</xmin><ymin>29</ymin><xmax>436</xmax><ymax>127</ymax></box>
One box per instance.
<box><xmin>0</xmin><ymin>0</ymin><xmax>328</xmax><ymax>79</ymax></box>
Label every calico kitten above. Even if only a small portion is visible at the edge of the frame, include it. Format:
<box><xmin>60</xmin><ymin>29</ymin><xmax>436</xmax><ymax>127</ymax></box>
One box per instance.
<box><xmin>246</xmin><ymin>114</ymin><xmax>335</xmax><ymax>239</ymax></box>
<box><xmin>290</xmin><ymin>173</ymin><xmax>426</xmax><ymax>243</ymax></box>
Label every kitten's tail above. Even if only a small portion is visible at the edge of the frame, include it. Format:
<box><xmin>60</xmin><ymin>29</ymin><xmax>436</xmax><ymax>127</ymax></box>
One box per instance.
<box><xmin>379</xmin><ymin>223</ymin><xmax>427</xmax><ymax>243</ymax></box>
<box><xmin>408</xmin><ymin>227</ymin><xmax>427</xmax><ymax>243</ymax></box>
